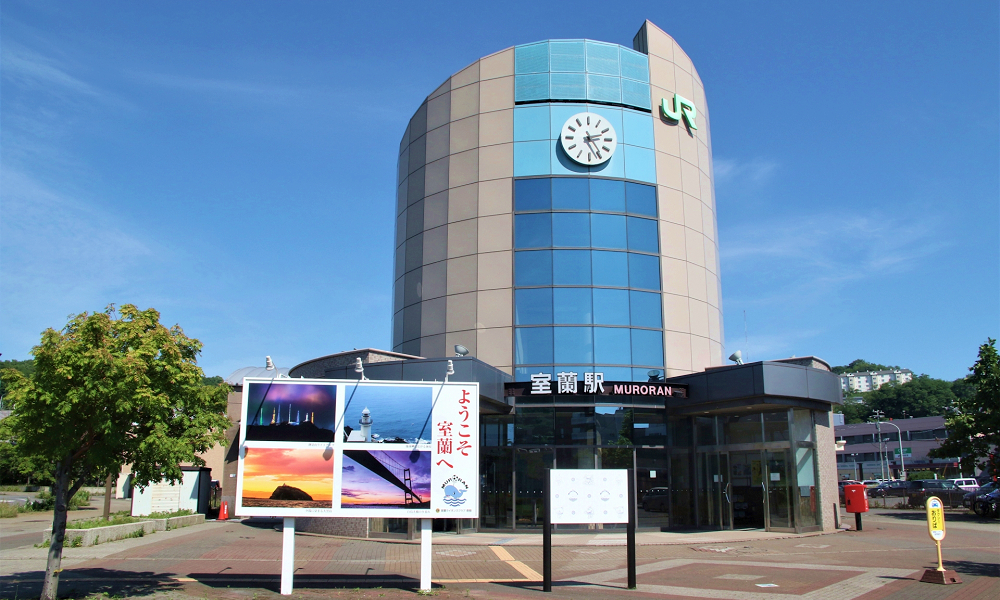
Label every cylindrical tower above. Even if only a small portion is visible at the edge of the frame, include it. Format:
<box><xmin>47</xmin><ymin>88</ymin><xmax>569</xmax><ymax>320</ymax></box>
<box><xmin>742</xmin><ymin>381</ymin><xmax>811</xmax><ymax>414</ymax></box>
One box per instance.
<box><xmin>392</xmin><ymin>21</ymin><xmax>722</xmax><ymax>379</ymax></box>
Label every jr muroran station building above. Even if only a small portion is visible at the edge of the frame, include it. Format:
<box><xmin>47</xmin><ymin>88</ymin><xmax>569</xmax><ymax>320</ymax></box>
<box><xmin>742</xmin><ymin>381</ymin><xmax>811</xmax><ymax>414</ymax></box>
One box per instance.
<box><xmin>236</xmin><ymin>21</ymin><xmax>842</xmax><ymax>537</ymax></box>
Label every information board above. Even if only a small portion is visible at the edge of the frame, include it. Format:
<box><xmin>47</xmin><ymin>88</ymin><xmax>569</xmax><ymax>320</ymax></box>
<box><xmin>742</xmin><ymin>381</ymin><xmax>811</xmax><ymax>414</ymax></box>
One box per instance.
<box><xmin>549</xmin><ymin>469</ymin><xmax>628</xmax><ymax>524</ymax></box>
<box><xmin>235</xmin><ymin>378</ymin><xmax>479</xmax><ymax>519</ymax></box>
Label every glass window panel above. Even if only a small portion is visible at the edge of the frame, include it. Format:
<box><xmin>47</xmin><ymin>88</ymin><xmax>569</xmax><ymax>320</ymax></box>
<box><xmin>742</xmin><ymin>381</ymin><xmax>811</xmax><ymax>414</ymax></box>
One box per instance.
<box><xmin>721</xmin><ymin>414</ymin><xmax>763</xmax><ymax>445</ymax></box>
<box><xmin>514</xmin><ymin>74</ymin><xmax>550</xmax><ymax>102</ymax></box>
<box><xmin>553</xmin><ymin>288</ymin><xmax>592</xmax><ymax>324</ymax></box>
<box><xmin>627</xmin><ymin>216</ymin><xmax>659</xmax><ymax>253</ymax></box>
<box><xmin>590</xmin><ymin>178</ymin><xmax>626</xmax><ymax>212</ymax></box>
<box><xmin>556</xmin><ymin>410</ymin><xmax>596</xmax><ymax>445</ymax></box>
<box><xmin>630</xmin><ymin>328</ymin><xmax>664</xmax><ymax>366</ymax></box>
<box><xmin>514</xmin><ymin>326</ymin><xmax>553</xmax><ymax>365</ymax></box>
<box><xmin>551</xmin><ymin>178</ymin><xmax>589</xmax><ymax>210</ymax></box>
<box><xmin>595</xmin><ymin>366</ymin><xmax>632</xmax><ymax>381</ymax></box>
<box><xmin>593</xmin><ymin>288</ymin><xmax>630</xmax><ymax>325</ymax></box>
<box><xmin>514</xmin><ymin>178</ymin><xmax>551</xmax><ymax>211</ymax></box>
<box><xmin>514</xmin><ymin>250</ymin><xmax>552</xmax><ymax>286</ymax></box>
<box><xmin>625</xmin><ymin>182</ymin><xmax>657</xmax><ymax>216</ymax></box>
<box><xmin>552</xmin><ymin>213</ymin><xmax>590</xmax><ymax>247</ymax></box>
<box><xmin>515</xmin><ymin>288</ymin><xmax>553</xmax><ymax>325</ymax></box>
<box><xmin>621</xmin><ymin>79</ymin><xmax>652</xmax><ymax>111</ymax></box>
<box><xmin>764</xmin><ymin>410</ymin><xmax>789</xmax><ymax>442</ymax></box>
<box><xmin>550</xmin><ymin>73</ymin><xmax>587</xmax><ymax>100</ymax></box>
<box><xmin>515</xmin><ymin>42</ymin><xmax>549</xmax><ymax>74</ymax></box>
<box><xmin>619</xmin><ymin>48</ymin><xmax>650</xmax><ymax>83</ymax></box>
<box><xmin>554</xmin><ymin>326</ymin><xmax>593</xmax><ymax>364</ymax></box>
<box><xmin>514</xmin><ymin>366</ymin><xmax>553</xmax><ymax>382</ymax></box>
<box><xmin>585</xmin><ymin>41</ymin><xmax>620</xmax><ymax>76</ymax></box>
<box><xmin>629</xmin><ymin>290</ymin><xmax>662</xmax><ymax>328</ymax></box>
<box><xmin>515</xmin><ymin>213</ymin><xmax>552</xmax><ymax>248</ymax></box>
<box><xmin>587</xmin><ymin>74</ymin><xmax>621</xmax><ymax>104</ymax></box>
<box><xmin>591</xmin><ymin>214</ymin><xmax>627</xmax><ymax>249</ymax></box>
<box><xmin>628</xmin><ymin>252</ymin><xmax>660</xmax><ymax>290</ymax></box>
<box><xmin>594</xmin><ymin>326</ymin><xmax>631</xmax><ymax>364</ymax></box>
<box><xmin>514</xmin><ymin>406</ymin><xmax>554</xmax><ymax>445</ymax></box>
<box><xmin>634</xmin><ymin>367</ymin><xmax>664</xmax><ymax>382</ymax></box>
<box><xmin>633</xmin><ymin>411</ymin><xmax>666</xmax><ymax>445</ymax></box>
<box><xmin>595</xmin><ymin>406</ymin><xmax>630</xmax><ymax>445</ymax></box>
<box><xmin>552</xmin><ymin>250</ymin><xmax>591</xmax><ymax>285</ymax></box>
<box><xmin>549</xmin><ymin>40</ymin><xmax>586</xmax><ymax>72</ymax></box>
<box><xmin>592</xmin><ymin>250</ymin><xmax>629</xmax><ymax>287</ymax></box>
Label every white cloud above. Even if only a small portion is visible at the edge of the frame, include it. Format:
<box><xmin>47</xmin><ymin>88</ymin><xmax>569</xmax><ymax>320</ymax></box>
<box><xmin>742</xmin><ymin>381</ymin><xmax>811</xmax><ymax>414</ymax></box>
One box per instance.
<box><xmin>0</xmin><ymin>41</ymin><xmax>101</xmax><ymax>98</ymax></box>
<box><xmin>714</xmin><ymin>157</ymin><xmax>779</xmax><ymax>185</ymax></box>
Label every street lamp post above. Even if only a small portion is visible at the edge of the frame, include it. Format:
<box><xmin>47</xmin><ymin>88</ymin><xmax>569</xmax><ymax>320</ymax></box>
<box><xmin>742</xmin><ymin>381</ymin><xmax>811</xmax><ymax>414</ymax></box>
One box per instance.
<box><xmin>871</xmin><ymin>410</ymin><xmax>887</xmax><ymax>481</ymax></box>
<box><xmin>881</xmin><ymin>421</ymin><xmax>907</xmax><ymax>480</ymax></box>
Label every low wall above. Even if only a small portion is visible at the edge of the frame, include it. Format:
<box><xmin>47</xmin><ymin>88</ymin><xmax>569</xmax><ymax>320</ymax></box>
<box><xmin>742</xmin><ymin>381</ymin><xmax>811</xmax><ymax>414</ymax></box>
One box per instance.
<box><xmin>45</xmin><ymin>521</ymin><xmax>156</xmax><ymax>547</ymax></box>
<box><xmin>296</xmin><ymin>517</ymin><xmax>369</xmax><ymax>538</ymax></box>
<box><xmin>150</xmin><ymin>513</ymin><xmax>205</xmax><ymax>531</ymax></box>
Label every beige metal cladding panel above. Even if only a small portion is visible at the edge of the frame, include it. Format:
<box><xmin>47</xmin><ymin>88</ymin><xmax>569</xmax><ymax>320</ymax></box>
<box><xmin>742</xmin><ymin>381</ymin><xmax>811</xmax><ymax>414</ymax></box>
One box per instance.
<box><xmin>450</xmin><ymin>82</ymin><xmax>480</xmax><ymax>121</ymax></box>
<box><xmin>680</xmin><ymin>160</ymin><xmax>701</xmax><ymax>197</ymax></box>
<box><xmin>480</xmin><ymin>48</ymin><xmax>513</xmax><ymax>80</ymax></box>
<box><xmin>704</xmin><ymin>239</ymin><xmax>718</xmax><ymax>277</ymax></box>
<box><xmin>708</xmin><ymin>305</ymin><xmax>721</xmax><ymax>342</ymax></box>
<box><xmin>408</xmin><ymin>134</ymin><xmax>427</xmax><ymax>175</ymax></box>
<box><xmin>476</xmin><ymin>288</ymin><xmax>512</xmax><ymax>329</ymax></box>
<box><xmin>687</xmin><ymin>263</ymin><xmax>708</xmax><ymax>303</ymax></box>
<box><xmin>446</xmin><ymin>255</ymin><xmax>477</xmax><ymax>295</ymax></box>
<box><xmin>420</xmin><ymin>333</ymin><xmax>446</xmax><ymax>359</ymax></box>
<box><xmin>393</xmin><ymin>276</ymin><xmax>404</xmax><ymax>314</ymax></box>
<box><xmin>678</xmin><ymin>120</ymin><xmax>699</xmax><ymax>167</ymax></box>
<box><xmin>409</xmin><ymin>103</ymin><xmax>428</xmax><ymax>147</ymax></box>
<box><xmin>448</xmin><ymin>182</ymin><xmax>478</xmax><ymax>223</ymax></box>
<box><xmin>661</xmin><ymin>256</ymin><xmax>688</xmax><ymax>296</ymax></box>
<box><xmin>396</xmin><ymin>179</ymin><xmax>407</xmax><ymax>216</ymax></box>
<box><xmin>701</xmin><ymin>203</ymin><xmax>716</xmax><ymax>242</ymax></box>
<box><xmin>658</xmin><ymin>186</ymin><xmax>683</xmax><ymax>225</ymax></box>
<box><xmin>659</xmin><ymin>220</ymin><xmax>685</xmax><ymax>260</ymax></box>
<box><xmin>449</xmin><ymin>149</ymin><xmax>479</xmax><ymax>189</ymax></box>
<box><xmin>690</xmin><ymin>334</ymin><xmax>711</xmax><ymax>373</ymax></box>
<box><xmin>709</xmin><ymin>340</ymin><xmax>722</xmax><ymax>368</ymax></box>
<box><xmin>424</xmin><ymin>190</ymin><xmax>448</xmax><ymax>230</ymax></box>
<box><xmin>447</xmin><ymin>218</ymin><xmax>478</xmax><ymax>259</ymax></box>
<box><xmin>477</xmin><ymin>327</ymin><xmax>512</xmax><ymax>370</ymax></box>
<box><xmin>655</xmin><ymin>153</ymin><xmax>682</xmax><ymax>191</ymax></box>
<box><xmin>479</xmin><ymin>109</ymin><xmax>513</xmax><ymax>147</ymax></box>
<box><xmin>664</xmin><ymin>331</ymin><xmax>693</xmax><ymax>372</ymax></box>
<box><xmin>403</xmin><ymin>268</ymin><xmax>422</xmax><ymax>307</ymax></box>
<box><xmin>395</xmin><ymin>211</ymin><xmax>407</xmax><ymax>249</ymax></box>
<box><xmin>672</xmin><ymin>42</ymin><xmax>694</xmax><ymax>75</ymax></box>
<box><xmin>402</xmin><ymin>304</ymin><xmax>422</xmax><ymax>342</ymax></box>
<box><xmin>479</xmin><ymin>143</ymin><xmax>513</xmax><ymax>181</ymax></box>
<box><xmin>705</xmin><ymin>270</ymin><xmax>719</xmax><ymax>309</ymax></box>
<box><xmin>398</xmin><ymin>146</ymin><xmax>410</xmax><ymax>183</ymax></box>
<box><xmin>446</xmin><ymin>291</ymin><xmax>477</xmax><ymax>333</ymax></box>
<box><xmin>682</xmin><ymin>195</ymin><xmax>703</xmax><ymax>234</ymax></box>
<box><xmin>392</xmin><ymin>309</ymin><xmax>404</xmax><ymax>347</ymax></box>
<box><xmin>422</xmin><ymin>260</ymin><xmax>447</xmax><ymax>301</ymax></box>
<box><xmin>425</xmin><ymin>124</ymin><xmax>450</xmax><ymax>164</ymax></box>
<box><xmin>422</xmin><ymin>224</ymin><xmax>447</xmax><ymax>266</ymax></box>
<box><xmin>684</xmin><ymin>228</ymin><xmax>705</xmax><ymax>267</ymax></box>
<box><xmin>652</xmin><ymin>107</ymin><xmax>681</xmax><ymax>157</ymax></box>
<box><xmin>480</xmin><ymin>76</ymin><xmax>513</xmax><ymax>113</ymax></box>
<box><xmin>479</xmin><ymin>178</ymin><xmax>512</xmax><ymax>216</ymax></box>
<box><xmin>697</xmin><ymin>139</ymin><xmax>711</xmax><ymax>178</ymax></box>
<box><xmin>450</xmin><ymin>115</ymin><xmax>480</xmax><ymax>155</ymax></box>
<box><xmin>427</xmin><ymin>92</ymin><xmax>451</xmax><ymax>132</ymax></box>
<box><xmin>479</xmin><ymin>214</ymin><xmax>512</xmax><ymax>253</ymax></box>
<box><xmin>424</xmin><ymin>157</ymin><xmax>449</xmax><ymax>197</ymax></box>
<box><xmin>662</xmin><ymin>292</ymin><xmax>690</xmax><ymax>333</ymax></box>
<box><xmin>421</xmin><ymin>296</ymin><xmax>446</xmax><ymax>337</ymax></box>
<box><xmin>643</xmin><ymin>22</ymin><xmax>675</xmax><ymax>62</ymax></box>
<box><xmin>648</xmin><ymin>55</ymin><xmax>676</xmax><ymax>93</ymax></box>
<box><xmin>452</xmin><ymin>60</ymin><xmax>480</xmax><ymax>89</ymax></box>
<box><xmin>689</xmin><ymin>298</ymin><xmax>710</xmax><ymax>338</ymax></box>
<box><xmin>478</xmin><ymin>251</ymin><xmax>512</xmax><ymax>290</ymax></box>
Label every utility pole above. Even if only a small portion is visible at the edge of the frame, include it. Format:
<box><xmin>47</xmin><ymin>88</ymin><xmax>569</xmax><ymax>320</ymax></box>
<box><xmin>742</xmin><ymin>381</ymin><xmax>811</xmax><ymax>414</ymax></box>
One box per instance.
<box><xmin>872</xmin><ymin>410</ymin><xmax>886</xmax><ymax>482</ymax></box>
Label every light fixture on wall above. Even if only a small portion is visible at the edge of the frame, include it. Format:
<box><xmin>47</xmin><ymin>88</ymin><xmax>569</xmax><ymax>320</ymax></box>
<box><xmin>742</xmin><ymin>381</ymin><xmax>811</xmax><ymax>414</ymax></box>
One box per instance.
<box><xmin>265</xmin><ymin>356</ymin><xmax>288</xmax><ymax>378</ymax></box>
<box><xmin>728</xmin><ymin>350</ymin><xmax>744</xmax><ymax>365</ymax></box>
<box><xmin>445</xmin><ymin>360</ymin><xmax>455</xmax><ymax>382</ymax></box>
<box><xmin>354</xmin><ymin>357</ymin><xmax>369</xmax><ymax>381</ymax></box>
<box><xmin>454</xmin><ymin>345</ymin><xmax>470</xmax><ymax>357</ymax></box>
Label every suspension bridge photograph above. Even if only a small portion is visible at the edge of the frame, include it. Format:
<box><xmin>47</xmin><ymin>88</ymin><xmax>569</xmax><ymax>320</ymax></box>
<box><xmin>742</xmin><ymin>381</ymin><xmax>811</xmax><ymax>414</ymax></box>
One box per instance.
<box><xmin>245</xmin><ymin>382</ymin><xmax>338</xmax><ymax>442</ymax></box>
<box><xmin>240</xmin><ymin>446</ymin><xmax>334</xmax><ymax>509</ymax></box>
<box><xmin>341</xmin><ymin>449</ymin><xmax>431</xmax><ymax>509</ymax></box>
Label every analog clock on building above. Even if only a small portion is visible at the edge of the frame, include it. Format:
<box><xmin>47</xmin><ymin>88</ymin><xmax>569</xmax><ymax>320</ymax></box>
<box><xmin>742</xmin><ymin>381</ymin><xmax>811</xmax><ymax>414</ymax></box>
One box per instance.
<box><xmin>560</xmin><ymin>112</ymin><xmax>617</xmax><ymax>166</ymax></box>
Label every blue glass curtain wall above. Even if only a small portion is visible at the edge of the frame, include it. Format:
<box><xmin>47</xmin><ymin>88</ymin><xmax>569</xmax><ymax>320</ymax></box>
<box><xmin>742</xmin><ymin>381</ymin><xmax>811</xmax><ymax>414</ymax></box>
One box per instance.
<box><xmin>513</xmin><ymin>176</ymin><xmax>665</xmax><ymax>381</ymax></box>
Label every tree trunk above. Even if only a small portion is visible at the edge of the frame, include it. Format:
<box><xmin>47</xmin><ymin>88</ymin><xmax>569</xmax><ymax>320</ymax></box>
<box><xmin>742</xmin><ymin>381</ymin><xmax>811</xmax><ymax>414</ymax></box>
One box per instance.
<box><xmin>41</xmin><ymin>460</ymin><xmax>69</xmax><ymax>600</ymax></box>
<box><xmin>103</xmin><ymin>473</ymin><xmax>113</xmax><ymax>520</ymax></box>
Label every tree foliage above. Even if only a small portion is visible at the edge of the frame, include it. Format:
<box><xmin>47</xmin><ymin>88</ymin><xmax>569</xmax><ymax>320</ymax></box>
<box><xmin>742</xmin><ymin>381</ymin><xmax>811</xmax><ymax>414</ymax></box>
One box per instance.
<box><xmin>835</xmin><ymin>375</ymin><xmax>964</xmax><ymax>424</ymax></box>
<box><xmin>931</xmin><ymin>339</ymin><xmax>1000</xmax><ymax>475</ymax></box>
<box><xmin>831</xmin><ymin>359</ymin><xmax>901</xmax><ymax>375</ymax></box>
<box><xmin>0</xmin><ymin>305</ymin><xmax>231</xmax><ymax>600</ymax></box>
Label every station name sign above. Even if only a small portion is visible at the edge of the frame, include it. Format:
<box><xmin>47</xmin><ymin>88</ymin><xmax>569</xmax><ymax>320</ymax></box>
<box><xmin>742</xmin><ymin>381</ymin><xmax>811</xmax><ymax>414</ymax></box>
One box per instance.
<box><xmin>505</xmin><ymin>372</ymin><xmax>687</xmax><ymax>399</ymax></box>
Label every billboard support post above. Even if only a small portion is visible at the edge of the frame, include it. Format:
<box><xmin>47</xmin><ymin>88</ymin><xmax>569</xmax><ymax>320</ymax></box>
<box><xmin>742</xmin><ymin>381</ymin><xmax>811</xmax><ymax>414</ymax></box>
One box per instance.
<box><xmin>627</xmin><ymin>468</ymin><xmax>636</xmax><ymax>589</ymax></box>
<box><xmin>542</xmin><ymin>467</ymin><xmax>551</xmax><ymax>592</ymax></box>
<box><xmin>280</xmin><ymin>517</ymin><xmax>295</xmax><ymax>595</ymax></box>
<box><xmin>420</xmin><ymin>518</ymin><xmax>432</xmax><ymax>591</ymax></box>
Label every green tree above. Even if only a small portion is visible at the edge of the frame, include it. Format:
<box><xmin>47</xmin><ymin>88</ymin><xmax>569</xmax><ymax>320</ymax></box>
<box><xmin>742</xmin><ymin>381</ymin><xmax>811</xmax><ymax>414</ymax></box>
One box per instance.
<box><xmin>835</xmin><ymin>396</ymin><xmax>870</xmax><ymax>424</ymax></box>
<box><xmin>864</xmin><ymin>375</ymin><xmax>955</xmax><ymax>419</ymax></box>
<box><xmin>0</xmin><ymin>305</ymin><xmax>231</xmax><ymax>600</ymax></box>
<box><xmin>931</xmin><ymin>339</ymin><xmax>1000</xmax><ymax>475</ymax></box>
<box><xmin>831</xmin><ymin>359</ymin><xmax>901</xmax><ymax>375</ymax></box>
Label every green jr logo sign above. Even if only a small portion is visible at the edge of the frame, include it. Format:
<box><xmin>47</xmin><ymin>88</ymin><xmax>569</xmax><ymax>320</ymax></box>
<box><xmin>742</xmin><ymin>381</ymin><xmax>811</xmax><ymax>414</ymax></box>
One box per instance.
<box><xmin>660</xmin><ymin>94</ymin><xmax>697</xmax><ymax>130</ymax></box>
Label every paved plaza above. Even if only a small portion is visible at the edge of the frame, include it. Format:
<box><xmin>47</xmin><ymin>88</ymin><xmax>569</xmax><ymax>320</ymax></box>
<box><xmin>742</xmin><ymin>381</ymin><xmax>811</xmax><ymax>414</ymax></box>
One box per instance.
<box><xmin>1</xmin><ymin>504</ymin><xmax>997</xmax><ymax>600</ymax></box>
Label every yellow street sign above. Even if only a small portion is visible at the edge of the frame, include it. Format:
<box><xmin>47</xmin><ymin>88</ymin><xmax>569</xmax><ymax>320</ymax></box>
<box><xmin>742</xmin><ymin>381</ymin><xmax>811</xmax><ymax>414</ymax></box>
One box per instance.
<box><xmin>926</xmin><ymin>496</ymin><xmax>945</xmax><ymax>542</ymax></box>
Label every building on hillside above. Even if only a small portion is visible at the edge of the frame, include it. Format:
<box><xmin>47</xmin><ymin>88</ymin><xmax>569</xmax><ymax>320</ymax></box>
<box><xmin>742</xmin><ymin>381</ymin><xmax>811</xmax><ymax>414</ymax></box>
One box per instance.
<box><xmin>839</xmin><ymin>369</ymin><xmax>913</xmax><ymax>393</ymax></box>
<box><xmin>834</xmin><ymin>415</ymin><xmax>965</xmax><ymax>480</ymax></box>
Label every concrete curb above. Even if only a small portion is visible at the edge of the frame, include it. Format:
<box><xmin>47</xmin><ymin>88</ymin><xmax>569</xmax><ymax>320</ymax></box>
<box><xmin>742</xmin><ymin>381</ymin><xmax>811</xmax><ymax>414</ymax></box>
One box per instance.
<box><xmin>44</xmin><ymin>521</ymin><xmax>156</xmax><ymax>547</ymax></box>
<box><xmin>149</xmin><ymin>513</ymin><xmax>205</xmax><ymax>531</ymax></box>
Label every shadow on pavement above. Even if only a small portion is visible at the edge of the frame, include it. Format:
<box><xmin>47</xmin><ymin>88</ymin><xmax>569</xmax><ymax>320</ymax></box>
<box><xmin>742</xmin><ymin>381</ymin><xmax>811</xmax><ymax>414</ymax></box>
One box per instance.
<box><xmin>944</xmin><ymin>560</ymin><xmax>1000</xmax><ymax>578</ymax></box>
<box><xmin>870</xmin><ymin>510</ymin><xmax>995</xmax><ymax>523</ymax></box>
<box><xmin>0</xmin><ymin>568</ymin><xmax>182</xmax><ymax>599</ymax></box>
<box><xmin>190</xmin><ymin>573</ymin><xmax>425</xmax><ymax>592</ymax></box>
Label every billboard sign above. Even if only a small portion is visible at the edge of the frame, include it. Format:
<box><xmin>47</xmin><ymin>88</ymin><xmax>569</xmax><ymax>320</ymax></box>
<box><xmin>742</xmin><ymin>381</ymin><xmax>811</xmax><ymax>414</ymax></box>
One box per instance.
<box><xmin>235</xmin><ymin>378</ymin><xmax>479</xmax><ymax>519</ymax></box>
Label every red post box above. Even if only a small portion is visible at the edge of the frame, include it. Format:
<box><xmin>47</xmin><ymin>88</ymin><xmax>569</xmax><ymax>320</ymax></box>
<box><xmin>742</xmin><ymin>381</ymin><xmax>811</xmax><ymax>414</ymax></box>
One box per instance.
<box><xmin>844</xmin><ymin>484</ymin><xmax>869</xmax><ymax>513</ymax></box>
<box><xmin>844</xmin><ymin>484</ymin><xmax>868</xmax><ymax>531</ymax></box>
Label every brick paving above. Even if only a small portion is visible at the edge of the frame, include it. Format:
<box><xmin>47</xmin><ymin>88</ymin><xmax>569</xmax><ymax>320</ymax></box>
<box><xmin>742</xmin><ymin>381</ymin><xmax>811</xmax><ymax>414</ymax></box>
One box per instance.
<box><xmin>1</xmin><ymin>509</ymin><xmax>996</xmax><ymax>599</ymax></box>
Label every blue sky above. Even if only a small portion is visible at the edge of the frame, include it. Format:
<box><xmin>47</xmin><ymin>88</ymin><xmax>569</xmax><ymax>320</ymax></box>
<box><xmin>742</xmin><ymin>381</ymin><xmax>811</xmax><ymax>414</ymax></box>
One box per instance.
<box><xmin>2</xmin><ymin>1</ymin><xmax>997</xmax><ymax>381</ymax></box>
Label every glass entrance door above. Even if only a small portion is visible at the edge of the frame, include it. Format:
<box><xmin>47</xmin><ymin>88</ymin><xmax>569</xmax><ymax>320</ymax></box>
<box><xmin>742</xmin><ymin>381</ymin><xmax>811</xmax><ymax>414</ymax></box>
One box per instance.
<box><xmin>728</xmin><ymin>451</ymin><xmax>764</xmax><ymax>529</ymax></box>
<box><xmin>765</xmin><ymin>449</ymin><xmax>793</xmax><ymax>531</ymax></box>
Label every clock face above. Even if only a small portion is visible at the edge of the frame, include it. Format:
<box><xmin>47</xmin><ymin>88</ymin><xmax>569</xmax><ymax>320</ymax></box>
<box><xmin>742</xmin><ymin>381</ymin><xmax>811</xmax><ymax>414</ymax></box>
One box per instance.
<box><xmin>560</xmin><ymin>112</ymin><xmax>617</xmax><ymax>166</ymax></box>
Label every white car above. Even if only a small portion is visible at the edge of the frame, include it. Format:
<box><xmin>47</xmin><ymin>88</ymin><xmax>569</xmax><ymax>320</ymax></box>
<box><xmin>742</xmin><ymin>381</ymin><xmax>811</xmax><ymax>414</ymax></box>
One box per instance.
<box><xmin>949</xmin><ymin>478</ymin><xmax>980</xmax><ymax>492</ymax></box>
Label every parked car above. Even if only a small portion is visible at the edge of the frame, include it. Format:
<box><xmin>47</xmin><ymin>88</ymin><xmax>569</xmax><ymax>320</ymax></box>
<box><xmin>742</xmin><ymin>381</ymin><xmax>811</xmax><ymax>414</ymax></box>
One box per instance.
<box><xmin>906</xmin><ymin>480</ymin><xmax>965</xmax><ymax>508</ymax></box>
<box><xmin>949</xmin><ymin>478</ymin><xmax>980</xmax><ymax>493</ymax></box>
<box><xmin>963</xmin><ymin>481</ymin><xmax>997</xmax><ymax>508</ymax></box>
<box><xmin>861</xmin><ymin>480</ymin><xmax>881</xmax><ymax>488</ymax></box>
<box><xmin>641</xmin><ymin>487</ymin><xmax>670</xmax><ymax>512</ymax></box>
<box><xmin>871</xmin><ymin>480</ymin><xmax>909</xmax><ymax>498</ymax></box>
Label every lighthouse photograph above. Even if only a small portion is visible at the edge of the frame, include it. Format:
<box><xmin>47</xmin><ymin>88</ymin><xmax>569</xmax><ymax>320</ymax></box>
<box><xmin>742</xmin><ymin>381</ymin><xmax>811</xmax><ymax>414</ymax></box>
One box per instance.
<box><xmin>244</xmin><ymin>381</ymin><xmax>338</xmax><ymax>442</ymax></box>
<box><xmin>341</xmin><ymin>384</ymin><xmax>432</xmax><ymax>444</ymax></box>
